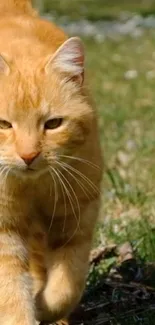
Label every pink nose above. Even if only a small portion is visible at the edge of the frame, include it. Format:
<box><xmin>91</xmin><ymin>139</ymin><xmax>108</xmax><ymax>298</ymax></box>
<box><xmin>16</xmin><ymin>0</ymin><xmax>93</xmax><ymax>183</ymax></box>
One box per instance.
<box><xmin>20</xmin><ymin>152</ymin><xmax>40</xmax><ymax>166</ymax></box>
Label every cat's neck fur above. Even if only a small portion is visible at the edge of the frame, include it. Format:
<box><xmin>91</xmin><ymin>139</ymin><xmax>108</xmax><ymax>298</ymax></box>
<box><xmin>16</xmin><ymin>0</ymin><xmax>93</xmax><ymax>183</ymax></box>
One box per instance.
<box><xmin>0</xmin><ymin>0</ymin><xmax>36</xmax><ymax>15</ymax></box>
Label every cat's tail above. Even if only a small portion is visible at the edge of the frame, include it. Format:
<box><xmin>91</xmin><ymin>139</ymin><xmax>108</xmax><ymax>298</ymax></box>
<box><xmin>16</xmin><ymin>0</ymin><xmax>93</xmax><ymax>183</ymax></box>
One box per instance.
<box><xmin>0</xmin><ymin>0</ymin><xmax>36</xmax><ymax>15</ymax></box>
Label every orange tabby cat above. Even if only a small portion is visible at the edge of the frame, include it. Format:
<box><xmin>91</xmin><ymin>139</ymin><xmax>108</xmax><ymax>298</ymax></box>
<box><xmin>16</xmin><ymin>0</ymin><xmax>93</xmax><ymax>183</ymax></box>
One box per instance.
<box><xmin>0</xmin><ymin>0</ymin><xmax>103</xmax><ymax>324</ymax></box>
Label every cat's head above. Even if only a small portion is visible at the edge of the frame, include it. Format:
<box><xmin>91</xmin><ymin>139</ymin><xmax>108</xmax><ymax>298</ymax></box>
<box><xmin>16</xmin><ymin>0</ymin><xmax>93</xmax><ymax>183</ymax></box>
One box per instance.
<box><xmin>0</xmin><ymin>37</ymin><xmax>93</xmax><ymax>179</ymax></box>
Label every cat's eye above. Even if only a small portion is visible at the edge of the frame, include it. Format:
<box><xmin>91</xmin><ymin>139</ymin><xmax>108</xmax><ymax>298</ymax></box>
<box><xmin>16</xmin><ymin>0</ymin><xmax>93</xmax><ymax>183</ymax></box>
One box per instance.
<box><xmin>0</xmin><ymin>120</ymin><xmax>12</xmax><ymax>129</ymax></box>
<box><xmin>45</xmin><ymin>118</ymin><xmax>63</xmax><ymax>130</ymax></box>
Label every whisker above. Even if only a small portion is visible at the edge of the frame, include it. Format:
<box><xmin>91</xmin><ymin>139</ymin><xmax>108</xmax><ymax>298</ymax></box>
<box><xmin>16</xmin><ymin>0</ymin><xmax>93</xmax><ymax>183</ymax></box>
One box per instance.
<box><xmin>51</xmin><ymin>167</ymin><xmax>75</xmax><ymax>224</ymax></box>
<box><xmin>0</xmin><ymin>166</ymin><xmax>7</xmax><ymax>177</ymax></box>
<box><xmin>52</xmin><ymin>167</ymin><xmax>80</xmax><ymax>227</ymax></box>
<box><xmin>3</xmin><ymin>167</ymin><xmax>11</xmax><ymax>189</ymax></box>
<box><xmin>59</xmin><ymin>154</ymin><xmax>100</xmax><ymax>170</ymax></box>
<box><xmin>57</xmin><ymin>161</ymin><xmax>92</xmax><ymax>200</ymax></box>
<box><xmin>0</xmin><ymin>166</ymin><xmax>9</xmax><ymax>186</ymax></box>
<box><xmin>48</xmin><ymin>168</ymin><xmax>58</xmax><ymax>232</ymax></box>
<box><xmin>56</xmin><ymin>167</ymin><xmax>81</xmax><ymax>227</ymax></box>
<box><xmin>59</xmin><ymin>176</ymin><xmax>67</xmax><ymax>233</ymax></box>
<box><xmin>50</xmin><ymin>167</ymin><xmax>67</xmax><ymax>233</ymax></box>
<box><xmin>60</xmin><ymin>162</ymin><xmax>100</xmax><ymax>196</ymax></box>
<box><xmin>51</xmin><ymin>167</ymin><xmax>81</xmax><ymax>247</ymax></box>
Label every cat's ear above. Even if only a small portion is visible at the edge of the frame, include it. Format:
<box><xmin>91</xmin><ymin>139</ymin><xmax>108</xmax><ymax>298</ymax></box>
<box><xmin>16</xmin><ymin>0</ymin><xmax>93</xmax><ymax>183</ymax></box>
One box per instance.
<box><xmin>0</xmin><ymin>54</ymin><xmax>10</xmax><ymax>75</ymax></box>
<box><xmin>45</xmin><ymin>37</ymin><xmax>84</xmax><ymax>85</ymax></box>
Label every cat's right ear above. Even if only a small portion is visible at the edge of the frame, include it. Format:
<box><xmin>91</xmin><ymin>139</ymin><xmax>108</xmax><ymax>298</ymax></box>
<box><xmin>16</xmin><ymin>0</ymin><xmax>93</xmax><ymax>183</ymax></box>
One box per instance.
<box><xmin>0</xmin><ymin>55</ymin><xmax>10</xmax><ymax>75</ymax></box>
<box><xmin>45</xmin><ymin>37</ymin><xmax>85</xmax><ymax>86</ymax></box>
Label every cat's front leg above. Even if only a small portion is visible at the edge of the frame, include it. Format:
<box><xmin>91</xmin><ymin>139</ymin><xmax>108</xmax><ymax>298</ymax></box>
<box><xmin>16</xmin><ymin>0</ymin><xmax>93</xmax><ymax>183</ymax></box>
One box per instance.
<box><xmin>36</xmin><ymin>200</ymin><xmax>99</xmax><ymax>323</ymax></box>
<box><xmin>0</xmin><ymin>230</ymin><xmax>36</xmax><ymax>325</ymax></box>
<box><xmin>36</xmin><ymin>240</ymin><xmax>89</xmax><ymax>322</ymax></box>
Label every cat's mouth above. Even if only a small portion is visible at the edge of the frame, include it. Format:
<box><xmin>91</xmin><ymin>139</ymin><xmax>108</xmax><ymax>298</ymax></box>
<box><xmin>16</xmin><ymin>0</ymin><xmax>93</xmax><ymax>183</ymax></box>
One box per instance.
<box><xmin>26</xmin><ymin>167</ymin><xmax>36</xmax><ymax>171</ymax></box>
<box><xmin>22</xmin><ymin>165</ymin><xmax>49</xmax><ymax>176</ymax></box>
<box><xmin>24</xmin><ymin>166</ymin><xmax>42</xmax><ymax>174</ymax></box>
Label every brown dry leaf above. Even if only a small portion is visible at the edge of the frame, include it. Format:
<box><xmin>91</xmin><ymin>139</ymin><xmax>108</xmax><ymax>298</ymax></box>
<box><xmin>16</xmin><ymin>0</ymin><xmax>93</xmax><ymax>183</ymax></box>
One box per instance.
<box><xmin>89</xmin><ymin>244</ymin><xmax>116</xmax><ymax>265</ymax></box>
<box><xmin>117</xmin><ymin>242</ymin><xmax>134</xmax><ymax>263</ymax></box>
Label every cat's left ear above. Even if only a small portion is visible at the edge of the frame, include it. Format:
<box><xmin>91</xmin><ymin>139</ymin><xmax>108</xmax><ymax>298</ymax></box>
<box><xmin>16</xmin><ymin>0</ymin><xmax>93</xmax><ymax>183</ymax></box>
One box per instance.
<box><xmin>45</xmin><ymin>37</ymin><xmax>84</xmax><ymax>86</ymax></box>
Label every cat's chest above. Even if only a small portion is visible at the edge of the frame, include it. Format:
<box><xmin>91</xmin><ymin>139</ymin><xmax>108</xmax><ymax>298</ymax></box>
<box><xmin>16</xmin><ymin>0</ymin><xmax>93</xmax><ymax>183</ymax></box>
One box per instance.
<box><xmin>34</xmin><ymin>168</ymin><xmax>89</xmax><ymax>217</ymax></box>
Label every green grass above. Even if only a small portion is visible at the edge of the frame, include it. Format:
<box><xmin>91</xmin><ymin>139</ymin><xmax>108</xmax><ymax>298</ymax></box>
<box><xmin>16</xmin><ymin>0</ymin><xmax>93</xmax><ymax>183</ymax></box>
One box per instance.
<box><xmin>38</xmin><ymin>0</ymin><xmax>155</xmax><ymax>21</ymax></box>
<box><xmin>83</xmin><ymin>31</ymin><xmax>155</xmax><ymax>262</ymax></box>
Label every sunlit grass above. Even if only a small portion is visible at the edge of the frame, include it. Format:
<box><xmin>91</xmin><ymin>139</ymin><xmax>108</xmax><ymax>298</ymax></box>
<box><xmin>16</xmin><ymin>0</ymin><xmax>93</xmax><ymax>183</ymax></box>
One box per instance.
<box><xmin>82</xmin><ymin>31</ymin><xmax>155</xmax><ymax>262</ymax></box>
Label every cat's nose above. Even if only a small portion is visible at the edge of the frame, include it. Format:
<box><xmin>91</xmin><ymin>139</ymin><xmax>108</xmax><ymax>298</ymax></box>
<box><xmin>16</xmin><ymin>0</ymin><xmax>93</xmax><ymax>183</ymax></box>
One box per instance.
<box><xmin>20</xmin><ymin>152</ymin><xmax>40</xmax><ymax>166</ymax></box>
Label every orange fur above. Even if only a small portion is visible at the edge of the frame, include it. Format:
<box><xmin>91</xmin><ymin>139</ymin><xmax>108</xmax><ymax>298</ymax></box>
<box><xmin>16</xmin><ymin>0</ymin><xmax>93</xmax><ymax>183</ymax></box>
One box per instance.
<box><xmin>0</xmin><ymin>0</ymin><xmax>103</xmax><ymax>324</ymax></box>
